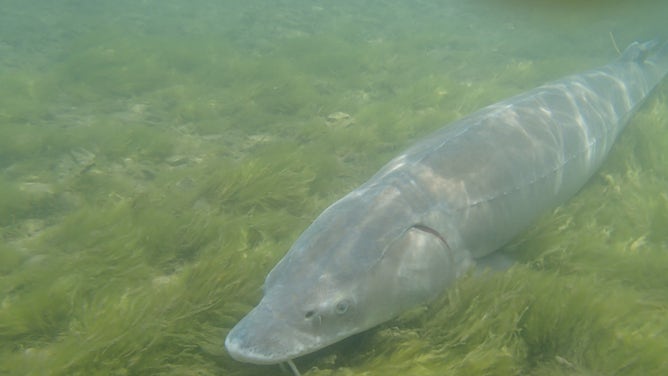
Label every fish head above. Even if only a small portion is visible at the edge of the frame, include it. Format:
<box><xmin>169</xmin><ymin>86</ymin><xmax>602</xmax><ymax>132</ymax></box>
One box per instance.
<box><xmin>225</xmin><ymin>184</ymin><xmax>458</xmax><ymax>364</ymax></box>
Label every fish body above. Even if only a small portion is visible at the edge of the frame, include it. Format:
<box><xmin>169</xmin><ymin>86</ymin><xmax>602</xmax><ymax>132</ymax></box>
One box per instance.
<box><xmin>225</xmin><ymin>40</ymin><xmax>668</xmax><ymax>365</ymax></box>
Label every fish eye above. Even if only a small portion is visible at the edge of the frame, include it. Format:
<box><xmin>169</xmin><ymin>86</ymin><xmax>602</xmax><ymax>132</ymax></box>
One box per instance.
<box><xmin>335</xmin><ymin>300</ymin><xmax>349</xmax><ymax>314</ymax></box>
<box><xmin>305</xmin><ymin>310</ymin><xmax>316</xmax><ymax>319</ymax></box>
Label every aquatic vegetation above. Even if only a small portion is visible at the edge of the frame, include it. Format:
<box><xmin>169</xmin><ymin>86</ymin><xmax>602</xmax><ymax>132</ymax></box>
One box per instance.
<box><xmin>1</xmin><ymin>1</ymin><xmax>668</xmax><ymax>375</ymax></box>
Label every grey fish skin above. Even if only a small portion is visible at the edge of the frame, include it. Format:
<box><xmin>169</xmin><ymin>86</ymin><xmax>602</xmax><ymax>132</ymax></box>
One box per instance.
<box><xmin>225</xmin><ymin>41</ymin><xmax>668</xmax><ymax>365</ymax></box>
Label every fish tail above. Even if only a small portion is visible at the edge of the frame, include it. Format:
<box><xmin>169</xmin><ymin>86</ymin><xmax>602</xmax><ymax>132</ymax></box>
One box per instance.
<box><xmin>619</xmin><ymin>40</ymin><xmax>660</xmax><ymax>62</ymax></box>
<box><xmin>619</xmin><ymin>39</ymin><xmax>668</xmax><ymax>82</ymax></box>
<box><xmin>647</xmin><ymin>40</ymin><xmax>668</xmax><ymax>80</ymax></box>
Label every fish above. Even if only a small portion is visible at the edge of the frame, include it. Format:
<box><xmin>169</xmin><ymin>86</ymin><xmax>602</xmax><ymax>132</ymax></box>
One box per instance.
<box><xmin>225</xmin><ymin>40</ymin><xmax>668</xmax><ymax>373</ymax></box>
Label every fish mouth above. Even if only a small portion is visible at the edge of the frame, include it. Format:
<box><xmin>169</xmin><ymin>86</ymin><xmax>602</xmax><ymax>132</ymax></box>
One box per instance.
<box><xmin>224</xmin><ymin>303</ymin><xmax>324</xmax><ymax>364</ymax></box>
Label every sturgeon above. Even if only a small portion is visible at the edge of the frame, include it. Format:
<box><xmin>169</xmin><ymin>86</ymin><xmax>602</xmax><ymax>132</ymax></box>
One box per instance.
<box><xmin>225</xmin><ymin>40</ymin><xmax>668</xmax><ymax>372</ymax></box>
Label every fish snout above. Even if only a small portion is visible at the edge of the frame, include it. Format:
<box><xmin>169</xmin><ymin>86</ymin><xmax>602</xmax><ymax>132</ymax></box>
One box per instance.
<box><xmin>225</xmin><ymin>303</ymin><xmax>315</xmax><ymax>364</ymax></box>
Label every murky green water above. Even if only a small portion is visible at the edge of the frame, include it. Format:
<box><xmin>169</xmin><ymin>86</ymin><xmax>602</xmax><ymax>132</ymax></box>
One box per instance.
<box><xmin>1</xmin><ymin>0</ymin><xmax>667</xmax><ymax>375</ymax></box>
